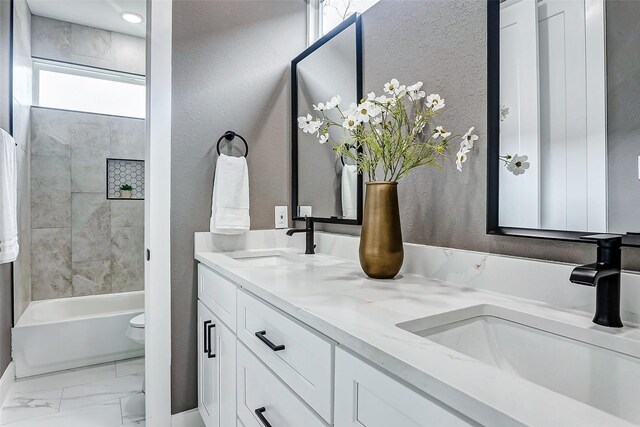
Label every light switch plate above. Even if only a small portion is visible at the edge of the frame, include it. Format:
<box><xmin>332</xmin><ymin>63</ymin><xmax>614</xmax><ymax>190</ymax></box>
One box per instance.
<box><xmin>299</xmin><ymin>206</ymin><xmax>312</xmax><ymax>218</ymax></box>
<box><xmin>275</xmin><ymin>206</ymin><xmax>288</xmax><ymax>229</ymax></box>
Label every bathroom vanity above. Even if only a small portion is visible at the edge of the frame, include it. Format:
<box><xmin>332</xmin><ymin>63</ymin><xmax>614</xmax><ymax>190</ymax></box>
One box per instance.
<box><xmin>195</xmin><ymin>230</ymin><xmax>640</xmax><ymax>427</ymax></box>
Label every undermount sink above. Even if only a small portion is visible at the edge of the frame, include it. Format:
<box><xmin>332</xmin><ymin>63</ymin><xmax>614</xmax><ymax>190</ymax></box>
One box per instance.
<box><xmin>397</xmin><ymin>305</ymin><xmax>640</xmax><ymax>424</ymax></box>
<box><xmin>226</xmin><ymin>250</ymin><xmax>305</xmax><ymax>267</ymax></box>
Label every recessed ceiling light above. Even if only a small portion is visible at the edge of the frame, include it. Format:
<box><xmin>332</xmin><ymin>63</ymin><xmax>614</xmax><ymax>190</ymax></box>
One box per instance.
<box><xmin>121</xmin><ymin>12</ymin><xmax>143</xmax><ymax>24</ymax></box>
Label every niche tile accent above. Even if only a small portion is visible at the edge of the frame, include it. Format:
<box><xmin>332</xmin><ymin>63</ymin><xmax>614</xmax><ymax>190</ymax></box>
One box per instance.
<box><xmin>106</xmin><ymin>159</ymin><xmax>145</xmax><ymax>200</ymax></box>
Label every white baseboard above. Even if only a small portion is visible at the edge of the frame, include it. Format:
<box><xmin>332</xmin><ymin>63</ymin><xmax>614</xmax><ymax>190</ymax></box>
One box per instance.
<box><xmin>0</xmin><ymin>362</ymin><xmax>15</xmax><ymax>406</ymax></box>
<box><xmin>172</xmin><ymin>408</ymin><xmax>205</xmax><ymax>427</ymax></box>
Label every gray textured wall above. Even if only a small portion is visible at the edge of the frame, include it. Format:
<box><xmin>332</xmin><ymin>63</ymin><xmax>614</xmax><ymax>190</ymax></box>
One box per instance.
<box><xmin>30</xmin><ymin>107</ymin><xmax>145</xmax><ymax>300</ymax></box>
<box><xmin>317</xmin><ymin>0</ymin><xmax>640</xmax><ymax>270</ymax></box>
<box><xmin>606</xmin><ymin>0</ymin><xmax>640</xmax><ymax>233</ymax></box>
<box><xmin>170</xmin><ymin>0</ymin><xmax>306</xmax><ymax>414</ymax></box>
<box><xmin>31</xmin><ymin>15</ymin><xmax>145</xmax><ymax>75</ymax></box>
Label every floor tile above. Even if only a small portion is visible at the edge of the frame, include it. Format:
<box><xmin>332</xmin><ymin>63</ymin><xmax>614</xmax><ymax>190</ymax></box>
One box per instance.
<box><xmin>59</xmin><ymin>373</ymin><xmax>143</xmax><ymax>411</ymax></box>
<box><xmin>0</xmin><ymin>389</ymin><xmax>62</xmax><ymax>425</ymax></box>
<box><xmin>120</xmin><ymin>393</ymin><xmax>144</xmax><ymax>424</ymax></box>
<box><xmin>3</xmin><ymin>399</ymin><xmax>122</xmax><ymax>427</ymax></box>
<box><xmin>115</xmin><ymin>358</ymin><xmax>144</xmax><ymax>378</ymax></box>
<box><xmin>12</xmin><ymin>363</ymin><xmax>116</xmax><ymax>394</ymax></box>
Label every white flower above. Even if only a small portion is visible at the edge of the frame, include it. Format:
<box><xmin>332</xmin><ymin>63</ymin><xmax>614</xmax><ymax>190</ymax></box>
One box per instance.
<box><xmin>426</xmin><ymin>94</ymin><xmax>445</xmax><ymax>111</ymax></box>
<box><xmin>384</xmin><ymin>78</ymin><xmax>400</xmax><ymax>95</ymax></box>
<box><xmin>506</xmin><ymin>154</ymin><xmax>530</xmax><ymax>176</ymax></box>
<box><xmin>372</xmin><ymin>115</ymin><xmax>383</xmax><ymax>125</ymax></box>
<box><xmin>318</xmin><ymin>134</ymin><xmax>329</xmax><ymax>144</ymax></box>
<box><xmin>313</xmin><ymin>102</ymin><xmax>327</xmax><ymax>112</ymax></box>
<box><xmin>383</xmin><ymin>78</ymin><xmax>406</xmax><ymax>96</ymax></box>
<box><xmin>297</xmin><ymin>114</ymin><xmax>322</xmax><ymax>134</ymax></box>
<box><xmin>326</xmin><ymin>95</ymin><xmax>342</xmax><ymax>110</ymax></box>
<box><xmin>354</xmin><ymin>101</ymin><xmax>381</xmax><ymax>123</ymax></box>
<box><xmin>456</xmin><ymin>147</ymin><xmax>470</xmax><ymax>172</ymax></box>
<box><xmin>500</xmin><ymin>105</ymin><xmax>510</xmax><ymax>122</ymax></box>
<box><xmin>432</xmin><ymin>126</ymin><xmax>451</xmax><ymax>139</ymax></box>
<box><xmin>344</xmin><ymin>102</ymin><xmax>358</xmax><ymax>117</ymax></box>
<box><xmin>407</xmin><ymin>81</ymin><xmax>426</xmax><ymax>101</ymax></box>
<box><xmin>461</xmin><ymin>127</ymin><xmax>479</xmax><ymax>149</ymax></box>
<box><xmin>342</xmin><ymin>116</ymin><xmax>359</xmax><ymax>130</ymax></box>
<box><xmin>375</xmin><ymin>95</ymin><xmax>395</xmax><ymax>108</ymax></box>
<box><xmin>366</xmin><ymin>92</ymin><xmax>376</xmax><ymax>101</ymax></box>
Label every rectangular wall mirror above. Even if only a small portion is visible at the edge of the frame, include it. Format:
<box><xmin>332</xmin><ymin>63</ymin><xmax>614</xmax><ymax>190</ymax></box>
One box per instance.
<box><xmin>291</xmin><ymin>14</ymin><xmax>363</xmax><ymax>225</ymax></box>
<box><xmin>487</xmin><ymin>0</ymin><xmax>640</xmax><ymax>246</ymax></box>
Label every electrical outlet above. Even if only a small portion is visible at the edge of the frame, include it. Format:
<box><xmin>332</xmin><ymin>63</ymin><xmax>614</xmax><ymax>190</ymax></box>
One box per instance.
<box><xmin>275</xmin><ymin>206</ymin><xmax>288</xmax><ymax>229</ymax></box>
<box><xmin>299</xmin><ymin>206</ymin><xmax>312</xmax><ymax>218</ymax></box>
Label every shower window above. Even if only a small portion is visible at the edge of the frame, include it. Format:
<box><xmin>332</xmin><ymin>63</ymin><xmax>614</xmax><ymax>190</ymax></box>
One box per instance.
<box><xmin>33</xmin><ymin>60</ymin><xmax>146</xmax><ymax>119</ymax></box>
<box><xmin>307</xmin><ymin>0</ymin><xmax>380</xmax><ymax>44</ymax></box>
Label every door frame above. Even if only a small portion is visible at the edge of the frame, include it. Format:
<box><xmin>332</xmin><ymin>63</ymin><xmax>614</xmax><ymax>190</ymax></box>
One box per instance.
<box><xmin>145</xmin><ymin>0</ymin><xmax>172</xmax><ymax>425</ymax></box>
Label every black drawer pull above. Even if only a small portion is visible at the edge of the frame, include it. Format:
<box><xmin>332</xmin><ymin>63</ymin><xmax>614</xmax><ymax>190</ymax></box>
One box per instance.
<box><xmin>203</xmin><ymin>320</ymin><xmax>212</xmax><ymax>354</ymax></box>
<box><xmin>255</xmin><ymin>330</ymin><xmax>285</xmax><ymax>352</ymax></box>
<box><xmin>255</xmin><ymin>407</ymin><xmax>273</xmax><ymax>427</ymax></box>
<box><xmin>207</xmin><ymin>322</ymin><xmax>216</xmax><ymax>358</ymax></box>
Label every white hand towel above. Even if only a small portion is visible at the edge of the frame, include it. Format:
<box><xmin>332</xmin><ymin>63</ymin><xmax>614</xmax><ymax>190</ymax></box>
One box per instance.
<box><xmin>341</xmin><ymin>164</ymin><xmax>358</xmax><ymax>219</ymax></box>
<box><xmin>0</xmin><ymin>129</ymin><xmax>19</xmax><ymax>264</ymax></box>
<box><xmin>210</xmin><ymin>154</ymin><xmax>250</xmax><ymax>234</ymax></box>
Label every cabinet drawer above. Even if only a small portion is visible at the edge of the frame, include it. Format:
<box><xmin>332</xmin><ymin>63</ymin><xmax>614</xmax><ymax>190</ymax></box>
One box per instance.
<box><xmin>237</xmin><ymin>342</ymin><xmax>326</xmax><ymax>427</ymax></box>
<box><xmin>198</xmin><ymin>264</ymin><xmax>237</xmax><ymax>331</ymax></box>
<box><xmin>334</xmin><ymin>348</ymin><xmax>473</xmax><ymax>427</ymax></box>
<box><xmin>237</xmin><ymin>290</ymin><xmax>333</xmax><ymax>423</ymax></box>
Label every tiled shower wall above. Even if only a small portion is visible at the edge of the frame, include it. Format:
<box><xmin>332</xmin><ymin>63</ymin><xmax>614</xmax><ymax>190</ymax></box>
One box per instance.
<box><xmin>31</xmin><ymin>15</ymin><xmax>145</xmax><ymax>75</ymax></box>
<box><xmin>12</xmin><ymin>0</ymin><xmax>32</xmax><ymax>320</ymax></box>
<box><xmin>30</xmin><ymin>107</ymin><xmax>145</xmax><ymax>300</ymax></box>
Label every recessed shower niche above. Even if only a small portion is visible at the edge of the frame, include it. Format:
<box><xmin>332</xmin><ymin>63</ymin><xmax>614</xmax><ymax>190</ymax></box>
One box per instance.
<box><xmin>107</xmin><ymin>158</ymin><xmax>145</xmax><ymax>200</ymax></box>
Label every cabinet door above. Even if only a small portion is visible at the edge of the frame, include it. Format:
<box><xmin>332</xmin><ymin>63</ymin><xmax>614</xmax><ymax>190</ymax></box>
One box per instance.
<box><xmin>198</xmin><ymin>301</ymin><xmax>237</xmax><ymax>427</ymax></box>
<box><xmin>335</xmin><ymin>348</ymin><xmax>473</xmax><ymax>427</ymax></box>
<box><xmin>198</xmin><ymin>301</ymin><xmax>218</xmax><ymax>427</ymax></box>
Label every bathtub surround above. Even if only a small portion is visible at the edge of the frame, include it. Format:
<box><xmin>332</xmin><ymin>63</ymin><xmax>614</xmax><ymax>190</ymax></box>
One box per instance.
<box><xmin>30</xmin><ymin>107</ymin><xmax>145</xmax><ymax>300</ymax></box>
<box><xmin>12</xmin><ymin>291</ymin><xmax>144</xmax><ymax>377</ymax></box>
<box><xmin>31</xmin><ymin>15</ymin><xmax>145</xmax><ymax>76</ymax></box>
<box><xmin>171</xmin><ymin>0</ymin><xmax>307</xmax><ymax>414</ymax></box>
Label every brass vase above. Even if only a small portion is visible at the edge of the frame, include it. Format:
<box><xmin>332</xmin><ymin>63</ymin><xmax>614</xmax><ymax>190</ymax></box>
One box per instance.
<box><xmin>359</xmin><ymin>181</ymin><xmax>404</xmax><ymax>279</ymax></box>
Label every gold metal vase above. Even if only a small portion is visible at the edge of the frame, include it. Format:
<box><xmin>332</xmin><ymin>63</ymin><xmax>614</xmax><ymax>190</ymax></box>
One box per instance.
<box><xmin>359</xmin><ymin>182</ymin><xmax>404</xmax><ymax>279</ymax></box>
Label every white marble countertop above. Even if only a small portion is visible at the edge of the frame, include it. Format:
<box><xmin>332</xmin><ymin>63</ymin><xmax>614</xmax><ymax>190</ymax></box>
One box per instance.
<box><xmin>195</xmin><ymin>233</ymin><xmax>640</xmax><ymax>427</ymax></box>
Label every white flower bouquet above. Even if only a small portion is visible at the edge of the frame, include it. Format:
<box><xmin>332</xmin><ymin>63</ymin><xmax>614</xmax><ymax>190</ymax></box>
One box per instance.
<box><xmin>297</xmin><ymin>78</ymin><xmax>478</xmax><ymax>182</ymax></box>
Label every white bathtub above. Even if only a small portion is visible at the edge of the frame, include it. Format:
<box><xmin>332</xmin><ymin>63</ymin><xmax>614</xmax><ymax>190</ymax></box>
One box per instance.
<box><xmin>13</xmin><ymin>291</ymin><xmax>144</xmax><ymax>378</ymax></box>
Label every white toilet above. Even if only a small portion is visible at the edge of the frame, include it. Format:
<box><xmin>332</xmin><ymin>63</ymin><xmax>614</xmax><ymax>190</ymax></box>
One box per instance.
<box><xmin>126</xmin><ymin>313</ymin><xmax>145</xmax><ymax>392</ymax></box>
<box><xmin>126</xmin><ymin>313</ymin><xmax>145</xmax><ymax>345</ymax></box>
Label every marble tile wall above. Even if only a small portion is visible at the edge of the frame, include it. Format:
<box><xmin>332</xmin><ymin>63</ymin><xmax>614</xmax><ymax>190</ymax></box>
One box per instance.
<box><xmin>31</xmin><ymin>16</ymin><xmax>145</xmax><ymax>75</ymax></box>
<box><xmin>31</xmin><ymin>107</ymin><xmax>145</xmax><ymax>300</ymax></box>
<box><xmin>12</xmin><ymin>0</ymin><xmax>33</xmax><ymax>321</ymax></box>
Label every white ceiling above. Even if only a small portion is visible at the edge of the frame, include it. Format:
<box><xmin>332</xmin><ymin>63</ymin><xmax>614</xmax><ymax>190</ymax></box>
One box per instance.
<box><xmin>26</xmin><ymin>0</ymin><xmax>147</xmax><ymax>38</ymax></box>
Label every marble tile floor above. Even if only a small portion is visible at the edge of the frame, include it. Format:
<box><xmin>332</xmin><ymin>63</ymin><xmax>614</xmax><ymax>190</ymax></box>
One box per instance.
<box><xmin>0</xmin><ymin>358</ymin><xmax>144</xmax><ymax>426</ymax></box>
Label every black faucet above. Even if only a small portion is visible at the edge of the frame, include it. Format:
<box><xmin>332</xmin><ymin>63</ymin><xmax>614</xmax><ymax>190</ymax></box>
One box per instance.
<box><xmin>286</xmin><ymin>217</ymin><xmax>315</xmax><ymax>254</ymax></box>
<box><xmin>569</xmin><ymin>234</ymin><xmax>623</xmax><ymax>328</ymax></box>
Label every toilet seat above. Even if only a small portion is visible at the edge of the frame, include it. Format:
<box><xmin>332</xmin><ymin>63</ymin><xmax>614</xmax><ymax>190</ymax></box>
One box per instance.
<box><xmin>127</xmin><ymin>313</ymin><xmax>145</xmax><ymax>346</ymax></box>
<box><xmin>130</xmin><ymin>313</ymin><xmax>145</xmax><ymax>328</ymax></box>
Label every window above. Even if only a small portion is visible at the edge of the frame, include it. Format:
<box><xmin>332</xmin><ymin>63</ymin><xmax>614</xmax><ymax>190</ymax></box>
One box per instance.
<box><xmin>310</xmin><ymin>0</ymin><xmax>379</xmax><ymax>42</ymax></box>
<box><xmin>34</xmin><ymin>60</ymin><xmax>146</xmax><ymax>119</ymax></box>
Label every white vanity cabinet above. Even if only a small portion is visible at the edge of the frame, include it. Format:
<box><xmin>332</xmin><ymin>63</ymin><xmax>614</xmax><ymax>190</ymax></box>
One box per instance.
<box><xmin>334</xmin><ymin>348</ymin><xmax>473</xmax><ymax>427</ymax></box>
<box><xmin>197</xmin><ymin>265</ymin><xmax>237</xmax><ymax>427</ymax></box>
<box><xmin>197</xmin><ymin>262</ymin><xmax>472</xmax><ymax>427</ymax></box>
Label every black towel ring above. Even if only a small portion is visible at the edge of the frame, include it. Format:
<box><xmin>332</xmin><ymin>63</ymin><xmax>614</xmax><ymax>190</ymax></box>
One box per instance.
<box><xmin>216</xmin><ymin>131</ymin><xmax>248</xmax><ymax>158</ymax></box>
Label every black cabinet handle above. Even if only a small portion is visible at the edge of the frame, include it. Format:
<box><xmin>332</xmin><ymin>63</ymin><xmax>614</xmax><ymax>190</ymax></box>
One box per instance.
<box><xmin>203</xmin><ymin>320</ymin><xmax>212</xmax><ymax>354</ymax></box>
<box><xmin>255</xmin><ymin>331</ymin><xmax>285</xmax><ymax>352</ymax></box>
<box><xmin>254</xmin><ymin>407</ymin><xmax>273</xmax><ymax>427</ymax></box>
<box><xmin>207</xmin><ymin>322</ymin><xmax>216</xmax><ymax>358</ymax></box>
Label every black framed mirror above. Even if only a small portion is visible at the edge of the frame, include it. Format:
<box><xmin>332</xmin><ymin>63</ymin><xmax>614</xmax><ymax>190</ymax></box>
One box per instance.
<box><xmin>291</xmin><ymin>13</ymin><xmax>363</xmax><ymax>225</ymax></box>
<box><xmin>487</xmin><ymin>0</ymin><xmax>640</xmax><ymax>247</ymax></box>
